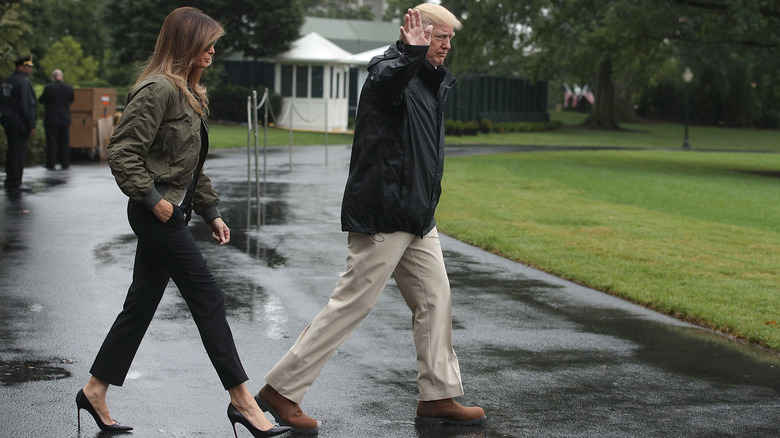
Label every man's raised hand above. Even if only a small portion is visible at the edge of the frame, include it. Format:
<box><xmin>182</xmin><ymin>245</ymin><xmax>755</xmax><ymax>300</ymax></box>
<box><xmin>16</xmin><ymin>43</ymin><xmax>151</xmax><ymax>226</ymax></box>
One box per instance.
<box><xmin>400</xmin><ymin>8</ymin><xmax>432</xmax><ymax>46</ymax></box>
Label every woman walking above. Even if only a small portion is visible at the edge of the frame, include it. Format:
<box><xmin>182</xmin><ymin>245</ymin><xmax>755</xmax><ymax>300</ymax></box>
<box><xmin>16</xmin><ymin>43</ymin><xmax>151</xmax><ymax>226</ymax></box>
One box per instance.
<box><xmin>75</xmin><ymin>7</ymin><xmax>289</xmax><ymax>437</ymax></box>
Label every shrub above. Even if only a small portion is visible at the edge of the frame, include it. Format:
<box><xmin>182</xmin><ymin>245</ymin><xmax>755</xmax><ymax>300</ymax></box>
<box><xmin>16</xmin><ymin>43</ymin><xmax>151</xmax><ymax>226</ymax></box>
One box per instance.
<box><xmin>0</xmin><ymin>121</ymin><xmax>46</xmax><ymax>166</ymax></box>
<box><xmin>452</xmin><ymin>120</ymin><xmax>464</xmax><ymax>136</ymax></box>
<box><xmin>463</xmin><ymin>120</ymin><xmax>480</xmax><ymax>136</ymax></box>
<box><xmin>480</xmin><ymin>118</ymin><xmax>492</xmax><ymax>133</ymax></box>
<box><xmin>493</xmin><ymin>120</ymin><xmax>562</xmax><ymax>133</ymax></box>
<box><xmin>444</xmin><ymin>119</ymin><xmax>457</xmax><ymax>135</ymax></box>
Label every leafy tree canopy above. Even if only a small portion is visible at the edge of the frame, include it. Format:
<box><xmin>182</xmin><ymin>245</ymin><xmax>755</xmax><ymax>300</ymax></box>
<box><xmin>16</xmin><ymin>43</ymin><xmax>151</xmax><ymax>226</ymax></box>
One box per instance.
<box><xmin>526</xmin><ymin>0</ymin><xmax>780</xmax><ymax>128</ymax></box>
<box><xmin>102</xmin><ymin>0</ymin><xmax>303</xmax><ymax>70</ymax></box>
<box><xmin>441</xmin><ymin>0</ymin><xmax>536</xmax><ymax>77</ymax></box>
<box><xmin>301</xmin><ymin>0</ymin><xmax>374</xmax><ymax>20</ymax></box>
<box><xmin>39</xmin><ymin>36</ymin><xmax>99</xmax><ymax>85</ymax></box>
<box><xmin>0</xmin><ymin>0</ymin><xmax>30</xmax><ymax>79</ymax></box>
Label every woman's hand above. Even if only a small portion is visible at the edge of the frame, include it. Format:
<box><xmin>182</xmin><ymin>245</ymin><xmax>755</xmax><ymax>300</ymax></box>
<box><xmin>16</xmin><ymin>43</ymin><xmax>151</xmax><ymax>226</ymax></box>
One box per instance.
<box><xmin>152</xmin><ymin>199</ymin><xmax>174</xmax><ymax>222</ymax></box>
<box><xmin>400</xmin><ymin>8</ymin><xmax>432</xmax><ymax>46</ymax></box>
<box><xmin>210</xmin><ymin>217</ymin><xmax>230</xmax><ymax>245</ymax></box>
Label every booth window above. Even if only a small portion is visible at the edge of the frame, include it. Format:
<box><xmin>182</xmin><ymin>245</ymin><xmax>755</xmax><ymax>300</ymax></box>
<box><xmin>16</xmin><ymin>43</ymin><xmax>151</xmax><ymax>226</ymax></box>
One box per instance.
<box><xmin>281</xmin><ymin>65</ymin><xmax>293</xmax><ymax>97</ymax></box>
<box><xmin>311</xmin><ymin>66</ymin><xmax>324</xmax><ymax>98</ymax></box>
<box><xmin>296</xmin><ymin>65</ymin><xmax>308</xmax><ymax>98</ymax></box>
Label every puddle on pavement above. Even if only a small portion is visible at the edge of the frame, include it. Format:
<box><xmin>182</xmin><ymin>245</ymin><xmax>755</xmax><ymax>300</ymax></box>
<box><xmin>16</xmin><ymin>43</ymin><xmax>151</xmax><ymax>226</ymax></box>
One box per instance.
<box><xmin>93</xmin><ymin>234</ymin><xmax>137</xmax><ymax>265</ymax></box>
<box><xmin>0</xmin><ymin>359</ymin><xmax>72</xmax><ymax>385</ymax></box>
<box><xmin>155</xmin><ymin>276</ymin><xmax>272</xmax><ymax>322</ymax></box>
<box><xmin>1</xmin><ymin>240</ymin><xmax>27</xmax><ymax>252</ymax></box>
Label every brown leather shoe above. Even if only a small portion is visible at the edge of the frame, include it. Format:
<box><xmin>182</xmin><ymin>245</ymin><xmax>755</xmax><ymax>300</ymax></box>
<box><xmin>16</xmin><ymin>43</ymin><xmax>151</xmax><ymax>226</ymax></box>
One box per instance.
<box><xmin>416</xmin><ymin>398</ymin><xmax>486</xmax><ymax>426</ymax></box>
<box><xmin>255</xmin><ymin>384</ymin><xmax>320</xmax><ymax>435</ymax></box>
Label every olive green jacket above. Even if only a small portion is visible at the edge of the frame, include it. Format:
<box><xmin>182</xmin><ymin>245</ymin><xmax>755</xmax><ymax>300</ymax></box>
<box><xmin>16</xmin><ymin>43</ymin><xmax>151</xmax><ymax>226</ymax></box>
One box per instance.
<box><xmin>107</xmin><ymin>75</ymin><xmax>220</xmax><ymax>223</ymax></box>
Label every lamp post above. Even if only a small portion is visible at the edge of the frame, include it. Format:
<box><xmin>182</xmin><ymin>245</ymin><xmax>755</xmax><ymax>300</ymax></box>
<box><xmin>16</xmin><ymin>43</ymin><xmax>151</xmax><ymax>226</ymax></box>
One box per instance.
<box><xmin>682</xmin><ymin>67</ymin><xmax>693</xmax><ymax>148</ymax></box>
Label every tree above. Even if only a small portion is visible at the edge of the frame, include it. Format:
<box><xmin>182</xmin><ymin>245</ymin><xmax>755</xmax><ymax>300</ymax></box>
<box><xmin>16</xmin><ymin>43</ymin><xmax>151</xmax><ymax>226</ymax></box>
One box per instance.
<box><xmin>39</xmin><ymin>36</ymin><xmax>99</xmax><ymax>85</ymax></box>
<box><xmin>440</xmin><ymin>0</ymin><xmax>536</xmax><ymax>77</ymax></box>
<box><xmin>0</xmin><ymin>1</ymin><xmax>32</xmax><ymax>79</ymax></box>
<box><xmin>528</xmin><ymin>0</ymin><xmax>779</xmax><ymax>129</ymax></box>
<box><xmin>301</xmin><ymin>0</ymin><xmax>374</xmax><ymax>20</ymax></box>
<box><xmin>527</xmin><ymin>1</ymin><xmax>678</xmax><ymax>129</ymax></box>
<box><xmin>22</xmin><ymin>0</ymin><xmax>108</xmax><ymax>62</ymax></box>
<box><xmin>200</xmin><ymin>0</ymin><xmax>304</xmax><ymax>59</ymax></box>
<box><xmin>102</xmin><ymin>0</ymin><xmax>303</xmax><ymax>68</ymax></box>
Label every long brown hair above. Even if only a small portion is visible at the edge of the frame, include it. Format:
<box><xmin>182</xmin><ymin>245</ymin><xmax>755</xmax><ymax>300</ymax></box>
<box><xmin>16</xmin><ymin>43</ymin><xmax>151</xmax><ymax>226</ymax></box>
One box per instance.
<box><xmin>137</xmin><ymin>7</ymin><xmax>224</xmax><ymax>115</ymax></box>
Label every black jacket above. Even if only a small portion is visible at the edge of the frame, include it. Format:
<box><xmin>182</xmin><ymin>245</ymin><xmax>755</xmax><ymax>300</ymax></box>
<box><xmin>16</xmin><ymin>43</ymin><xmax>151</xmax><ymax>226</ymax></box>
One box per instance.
<box><xmin>341</xmin><ymin>41</ymin><xmax>456</xmax><ymax>236</ymax></box>
<box><xmin>1</xmin><ymin>71</ymin><xmax>37</xmax><ymax>133</ymax></box>
<box><xmin>39</xmin><ymin>80</ymin><xmax>74</xmax><ymax>126</ymax></box>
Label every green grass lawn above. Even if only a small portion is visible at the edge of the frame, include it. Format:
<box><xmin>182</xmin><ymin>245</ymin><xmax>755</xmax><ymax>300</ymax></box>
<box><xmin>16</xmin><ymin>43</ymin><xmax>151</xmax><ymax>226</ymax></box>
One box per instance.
<box><xmin>437</xmin><ymin>149</ymin><xmax>780</xmax><ymax>351</ymax></box>
<box><xmin>209</xmin><ymin>123</ymin><xmax>353</xmax><ymax>148</ymax></box>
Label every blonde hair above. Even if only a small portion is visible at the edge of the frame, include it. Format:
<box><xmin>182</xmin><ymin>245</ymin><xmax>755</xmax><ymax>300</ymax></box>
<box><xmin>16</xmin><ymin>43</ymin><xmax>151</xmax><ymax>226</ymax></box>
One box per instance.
<box><xmin>415</xmin><ymin>3</ymin><xmax>462</xmax><ymax>31</ymax></box>
<box><xmin>398</xmin><ymin>3</ymin><xmax>462</xmax><ymax>42</ymax></box>
<box><xmin>136</xmin><ymin>7</ymin><xmax>224</xmax><ymax>116</ymax></box>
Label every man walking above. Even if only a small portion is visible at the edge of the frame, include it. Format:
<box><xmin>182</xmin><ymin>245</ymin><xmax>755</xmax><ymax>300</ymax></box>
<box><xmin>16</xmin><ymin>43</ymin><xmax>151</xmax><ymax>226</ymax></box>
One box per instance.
<box><xmin>39</xmin><ymin>69</ymin><xmax>74</xmax><ymax>170</ymax></box>
<box><xmin>2</xmin><ymin>56</ymin><xmax>37</xmax><ymax>191</ymax></box>
<box><xmin>255</xmin><ymin>4</ymin><xmax>485</xmax><ymax>434</ymax></box>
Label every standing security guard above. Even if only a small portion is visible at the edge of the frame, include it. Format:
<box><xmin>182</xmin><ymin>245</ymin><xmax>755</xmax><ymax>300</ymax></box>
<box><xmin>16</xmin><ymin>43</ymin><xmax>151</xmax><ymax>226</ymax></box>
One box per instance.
<box><xmin>2</xmin><ymin>55</ymin><xmax>37</xmax><ymax>191</ymax></box>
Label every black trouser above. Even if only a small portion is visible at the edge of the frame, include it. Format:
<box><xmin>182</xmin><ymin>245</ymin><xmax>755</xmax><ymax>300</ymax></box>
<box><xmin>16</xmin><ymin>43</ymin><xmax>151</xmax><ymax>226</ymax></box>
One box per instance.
<box><xmin>44</xmin><ymin>123</ymin><xmax>70</xmax><ymax>169</ymax></box>
<box><xmin>90</xmin><ymin>200</ymin><xmax>248</xmax><ymax>389</ymax></box>
<box><xmin>4</xmin><ymin>127</ymin><xmax>29</xmax><ymax>188</ymax></box>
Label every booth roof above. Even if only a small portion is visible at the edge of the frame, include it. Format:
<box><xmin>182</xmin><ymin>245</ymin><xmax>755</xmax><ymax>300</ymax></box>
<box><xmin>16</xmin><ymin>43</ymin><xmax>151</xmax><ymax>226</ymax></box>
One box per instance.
<box><xmin>274</xmin><ymin>32</ymin><xmax>354</xmax><ymax>64</ymax></box>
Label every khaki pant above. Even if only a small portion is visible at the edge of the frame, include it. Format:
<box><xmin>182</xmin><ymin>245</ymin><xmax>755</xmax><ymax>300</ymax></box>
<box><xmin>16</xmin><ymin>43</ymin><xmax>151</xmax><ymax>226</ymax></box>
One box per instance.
<box><xmin>265</xmin><ymin>227</ymin><xmax>464</xmax><ymax>403</ymax></box>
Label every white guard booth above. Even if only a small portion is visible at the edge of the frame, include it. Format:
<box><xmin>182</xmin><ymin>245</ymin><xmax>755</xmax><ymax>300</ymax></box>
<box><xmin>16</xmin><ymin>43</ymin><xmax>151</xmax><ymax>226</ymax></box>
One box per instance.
<box><xmin>273</xmin><ymin>32</ymin><xmax>353</xmax><ymax>132</ymax></box>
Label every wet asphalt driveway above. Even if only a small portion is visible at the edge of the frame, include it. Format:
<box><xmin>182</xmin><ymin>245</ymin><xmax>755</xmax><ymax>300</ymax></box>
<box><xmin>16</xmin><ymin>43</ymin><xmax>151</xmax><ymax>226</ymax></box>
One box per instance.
<box><xmin>1</xmin><ymin>145</ymin><xmax>778</xmax><ymax>438</ymax></box>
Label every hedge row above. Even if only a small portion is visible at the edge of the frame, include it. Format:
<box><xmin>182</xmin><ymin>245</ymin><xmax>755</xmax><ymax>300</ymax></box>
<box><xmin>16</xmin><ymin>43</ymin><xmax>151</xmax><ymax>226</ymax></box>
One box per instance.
<box><xmin>443</xmin><ymin>119</ymin><xmax>562</xmax><ymax>136</ymax></box>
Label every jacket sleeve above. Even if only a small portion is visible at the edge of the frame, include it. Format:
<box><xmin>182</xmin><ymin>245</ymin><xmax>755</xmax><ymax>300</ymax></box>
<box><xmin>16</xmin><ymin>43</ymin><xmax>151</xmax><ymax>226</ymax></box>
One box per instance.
<box><xmin>193</xmin><ymin>170</ymin><xmax>220</xmax><ymax>223</ymax></box>
<box><xmin>106</xmin><ymin>81</ymin><xmax>170</xmax><ymax>208</ymax></box>
<box><xmin>366</xmin><ymin>42</ymin><xmax>428</xmax><ymax>110</ymax></box>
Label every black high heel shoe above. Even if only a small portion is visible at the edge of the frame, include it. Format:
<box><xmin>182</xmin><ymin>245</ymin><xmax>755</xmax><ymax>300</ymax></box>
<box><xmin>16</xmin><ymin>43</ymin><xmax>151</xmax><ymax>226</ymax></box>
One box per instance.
<box><xmin>228</xmin><ymin>403</ymin><xmax>291</xmax><ymax>437</ymax></box>
<box><xmin>76</xmin><ymin>389</ymin><xmax>133</xmax><ymax>432</ymax></box>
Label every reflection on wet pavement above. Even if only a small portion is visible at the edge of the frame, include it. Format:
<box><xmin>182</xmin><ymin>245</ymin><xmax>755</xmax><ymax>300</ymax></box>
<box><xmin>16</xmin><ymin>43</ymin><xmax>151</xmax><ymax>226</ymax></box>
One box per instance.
<box><xmin>0</xmin><ymin>359</ymin><xmax>72</xmax><ymax>385</ymax></box>
<box><xmin>191</xmin><ymin>180</ymin><xmax>291</xmax><ymax>267</ymax></box>
<box><xmin>414</xmin><ymin>424</ymin><xmax>485</xmax><ymax>438</ymax></box>
<box><xmin>93</xmin><ymin>234</ymin><xmax>136</xmax><ymax>265</ymax></box>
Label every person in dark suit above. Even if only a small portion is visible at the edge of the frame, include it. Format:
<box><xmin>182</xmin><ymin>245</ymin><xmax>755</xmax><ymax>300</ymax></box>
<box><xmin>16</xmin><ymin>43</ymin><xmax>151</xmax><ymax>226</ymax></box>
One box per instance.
<box><xmin>1</xmin><ymin>55</ymin><xmax>37</xmax><ymax>190</ymax></box>
<box><xmin>39</xmin><ymin>69</ymin><xmax>74</xmax><ymax>169</ymax></box>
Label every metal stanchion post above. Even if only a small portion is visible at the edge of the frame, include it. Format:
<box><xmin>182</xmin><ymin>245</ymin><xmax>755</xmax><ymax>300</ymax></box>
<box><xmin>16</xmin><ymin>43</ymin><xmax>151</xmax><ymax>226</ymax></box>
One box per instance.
<box><xmin>324</xmin><ymin>98</ymin><xmax>329</xmax><ymax>165</ymax></box>
<box><xmin>246</xmin><ymin>96</ymin><xmax>252</xmax><ymax>230</ymax></box>
<box><xmin>288</xmin><ymin>103</ymin><xmax>293</xmax><ymax>171</ymax></box>
<box><xmin>263</xmin><ymin>89</ymin><xmax>268</xmax><ymax>183</ymax></box>
<box><xmin>253</xmin><ymin>91</ymin><xmax>261</xmax><ymax>229</ymax></box>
